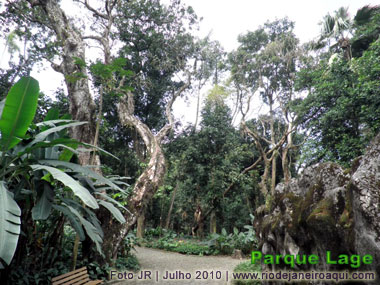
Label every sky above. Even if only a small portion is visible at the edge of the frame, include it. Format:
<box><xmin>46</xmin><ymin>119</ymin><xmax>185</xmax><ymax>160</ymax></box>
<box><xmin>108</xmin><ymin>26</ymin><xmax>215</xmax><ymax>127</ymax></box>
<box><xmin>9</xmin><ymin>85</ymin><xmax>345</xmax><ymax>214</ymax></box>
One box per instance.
<box><xmin>1</xmin><ymin>0</ymin><xmax>377</xmax><ymax>126</ymax></box>
<box><xmin>170</xmin><ymin>0</ymin><xmax>376</xmax><ymax>125</ymax></box>
<box><xmin>178</xmin><ymin>0</ymin><xmax>376</xmax><ymax>51</ymax></box>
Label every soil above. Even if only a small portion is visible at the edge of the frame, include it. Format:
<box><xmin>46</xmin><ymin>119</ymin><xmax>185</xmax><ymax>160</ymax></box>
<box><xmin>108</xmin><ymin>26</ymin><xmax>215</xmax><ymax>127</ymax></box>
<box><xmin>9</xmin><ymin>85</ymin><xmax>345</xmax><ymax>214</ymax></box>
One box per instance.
<box><xmin>108</xmin><ymin>246</ymin><xmax>249</xmax><ymax>284</ymax></box>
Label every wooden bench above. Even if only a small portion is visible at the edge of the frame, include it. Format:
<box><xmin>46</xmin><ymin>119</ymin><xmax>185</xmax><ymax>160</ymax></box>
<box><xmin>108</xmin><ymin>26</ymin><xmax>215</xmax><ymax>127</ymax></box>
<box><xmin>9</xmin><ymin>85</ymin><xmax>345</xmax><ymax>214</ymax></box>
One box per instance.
<box><xmin>52</xmin><ymin>267</ymin><xmax>103</xmax><ymax>285</ymax></box>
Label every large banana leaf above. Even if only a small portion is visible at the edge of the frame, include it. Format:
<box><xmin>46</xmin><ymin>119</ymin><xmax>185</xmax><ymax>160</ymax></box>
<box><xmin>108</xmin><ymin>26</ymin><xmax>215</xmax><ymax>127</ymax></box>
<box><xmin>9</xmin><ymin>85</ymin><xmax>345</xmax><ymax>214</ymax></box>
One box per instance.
<box><xmin>30</xmin><ymin>164</ymin><xmax>98</xmax><ymax>209</ymax></box>
<box><xmin>24</xmin><ymin>121</ymin><xmax>87</xmax><ymax>150</ymax></box>
<box><xmin>38</xmin><ymin>160</ymin><xmax>123</xmax><ymax>191</ymax></box>
<box><xmin>0</xmin><ymin>77</ymin><xmax>39</xmax><ymax>150</ymax></box>
<box><xmin>0</xmin><ymin>181</ymin><xmax>21</xmax><ymax>269</ymax></box>
<box><xmin>66</xmin><ymin>205</ymin><xmax>103</xmax><ymax>254</ymax></box>
<box><xmin>32</xmin><ymin>183</ymin><xmax>54</xmax><ymax>220</ymax></box>
<box><xmin>52</xmin><ymin>205</ymin><xmax>85</xmax><ymax>241</ymax></box>
<box><xmin>98</xmin><ymin>200</ymin><xmax>125</xmax><ymax>223</ymax></box>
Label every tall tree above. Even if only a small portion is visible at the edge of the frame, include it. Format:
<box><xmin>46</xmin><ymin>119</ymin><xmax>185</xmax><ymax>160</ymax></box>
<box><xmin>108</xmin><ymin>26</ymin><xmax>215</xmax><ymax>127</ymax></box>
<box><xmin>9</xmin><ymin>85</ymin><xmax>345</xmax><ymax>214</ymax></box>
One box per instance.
<box><xmin>2</xmin><ymin>0</ymin><xmax>97</xmax><ymax>165</ymax></box>
<box><xmin>91</xmin><ymin>0</ymin><xmax>199</xmax><ymax>260</ymax></box>
<box><xmin>294</xmin><ymin>5</ymin><xmax>380</xmax><ymax>167</ymax></box>
<box><xmin>229</xmin><ymin>18</ymin><xmax>301</xmax><ymax>196</ymax></box>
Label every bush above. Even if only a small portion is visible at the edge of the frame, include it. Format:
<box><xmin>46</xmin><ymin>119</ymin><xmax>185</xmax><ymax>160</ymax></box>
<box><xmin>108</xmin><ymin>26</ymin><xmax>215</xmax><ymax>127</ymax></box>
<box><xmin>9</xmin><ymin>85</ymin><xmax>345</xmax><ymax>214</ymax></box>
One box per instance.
<box><xmin>206</xmin><ymin>221</ymin><xmax>257</xmax><ymax>255</ymax></box>
<box><xmin>142</xmin><ymin>228</ymin><xmax>214</xmax><ymax>255</ymax></box>
<box><xmin>233</xmin><ymin>261</ymin><xmax>261</xmax><ymax>285</ymax></box>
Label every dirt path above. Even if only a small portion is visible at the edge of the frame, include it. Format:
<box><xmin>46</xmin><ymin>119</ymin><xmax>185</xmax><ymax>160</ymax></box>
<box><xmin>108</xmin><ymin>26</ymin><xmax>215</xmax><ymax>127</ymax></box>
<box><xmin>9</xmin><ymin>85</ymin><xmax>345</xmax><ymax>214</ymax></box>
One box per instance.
<box><xmin>108</xmin><ymin>247</ymin><xmax>249</xmax><ymax>284</ymax></box>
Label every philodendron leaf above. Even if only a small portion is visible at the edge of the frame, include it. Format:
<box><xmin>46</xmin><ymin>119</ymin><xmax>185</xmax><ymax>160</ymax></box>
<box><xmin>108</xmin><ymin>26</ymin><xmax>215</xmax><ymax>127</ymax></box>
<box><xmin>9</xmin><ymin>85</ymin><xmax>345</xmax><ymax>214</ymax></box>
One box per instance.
<box><xmin>0</xmin><ymin>181</ymin><xmax>21</xmax><ymax>268</ymax></box>
<box><xmin>30</xmin><ymin>164</ymin><xmax>98</xmax><ymax>209</ymax></box>
<box><xmin>0</xmin><ymin>77</ymin><xmax>39</xmax><ymax>150</ymax></box>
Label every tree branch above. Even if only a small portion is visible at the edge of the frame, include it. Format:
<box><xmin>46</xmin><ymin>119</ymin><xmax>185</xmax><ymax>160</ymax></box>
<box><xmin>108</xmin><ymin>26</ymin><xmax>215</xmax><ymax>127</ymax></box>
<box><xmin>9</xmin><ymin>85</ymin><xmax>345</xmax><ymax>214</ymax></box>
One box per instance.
<box><xmin>157</xmin><ymin>75</ymin><xmax>191</xmax><ymax>141</ymax></box>
<box><xmin>83</xmin><ymin>0</ymin><xmax>108</xmax><ymax>20</ymax></box>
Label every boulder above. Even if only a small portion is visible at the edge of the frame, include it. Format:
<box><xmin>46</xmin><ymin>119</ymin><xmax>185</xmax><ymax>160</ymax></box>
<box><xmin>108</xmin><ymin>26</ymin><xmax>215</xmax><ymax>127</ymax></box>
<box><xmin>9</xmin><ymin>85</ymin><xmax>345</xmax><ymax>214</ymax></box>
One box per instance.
<box><xmin>255</xmin><ymin>134</ymin><xmax>380</xmax><ymax>284</ymax></box>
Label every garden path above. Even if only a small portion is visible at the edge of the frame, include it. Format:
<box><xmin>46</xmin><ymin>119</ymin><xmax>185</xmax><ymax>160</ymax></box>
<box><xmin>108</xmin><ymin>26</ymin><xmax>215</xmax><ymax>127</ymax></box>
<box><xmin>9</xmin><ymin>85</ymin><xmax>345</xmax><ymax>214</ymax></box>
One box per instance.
<box><xmin>109</xmin><ymin>246</ymin><xmax>249</xmax><ymax>284</ymax></box>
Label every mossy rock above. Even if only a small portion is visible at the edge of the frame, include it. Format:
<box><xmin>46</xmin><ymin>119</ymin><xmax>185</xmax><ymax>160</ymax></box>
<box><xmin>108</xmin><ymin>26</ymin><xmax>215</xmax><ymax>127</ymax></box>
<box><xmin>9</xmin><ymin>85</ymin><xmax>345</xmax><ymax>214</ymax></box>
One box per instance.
<box><xmin>306</xmin><ymin>198</ymin><xmax>336</xmax><ymax>232</ymax></box>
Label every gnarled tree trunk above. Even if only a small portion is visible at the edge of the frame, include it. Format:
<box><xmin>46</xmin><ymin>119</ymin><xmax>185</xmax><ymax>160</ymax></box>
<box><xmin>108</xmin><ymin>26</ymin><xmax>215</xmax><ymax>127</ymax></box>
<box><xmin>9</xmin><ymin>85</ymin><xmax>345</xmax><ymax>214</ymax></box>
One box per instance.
<box><xmin>104</xmin><ymin>80</ymin><xmax>189</xmax><ymax>261</ymax></box>
<box><xmin>28</xmin><ymin>0</ymin><xmax>97</xmax><ymax>166</ymax></box>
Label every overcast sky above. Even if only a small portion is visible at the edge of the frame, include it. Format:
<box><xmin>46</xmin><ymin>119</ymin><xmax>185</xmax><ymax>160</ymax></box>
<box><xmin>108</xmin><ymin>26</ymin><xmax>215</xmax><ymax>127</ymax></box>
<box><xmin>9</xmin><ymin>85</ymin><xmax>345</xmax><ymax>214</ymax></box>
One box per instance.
<box><xmin>171</xmin><ymin>0</ymin><xmax>376</xmax><ymax>125</ymax></box>
<box><xmin>1</xmin><ymin>0</ymin><xmax>376</xmax><ymax>126</ymax></box>
<box><xmin>179</xmin><ymin>0</ymin><xmax>375</xmax><ymax>51</ymax></box>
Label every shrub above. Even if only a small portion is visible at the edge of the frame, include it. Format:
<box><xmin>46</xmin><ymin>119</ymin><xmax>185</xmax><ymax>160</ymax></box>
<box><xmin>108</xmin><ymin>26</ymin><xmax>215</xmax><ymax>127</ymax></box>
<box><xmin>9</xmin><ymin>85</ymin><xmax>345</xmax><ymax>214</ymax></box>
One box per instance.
<box><xmin>233</xmin><ymin>261</ymin><xmax>261</xmax><ymax>285</ymax></box>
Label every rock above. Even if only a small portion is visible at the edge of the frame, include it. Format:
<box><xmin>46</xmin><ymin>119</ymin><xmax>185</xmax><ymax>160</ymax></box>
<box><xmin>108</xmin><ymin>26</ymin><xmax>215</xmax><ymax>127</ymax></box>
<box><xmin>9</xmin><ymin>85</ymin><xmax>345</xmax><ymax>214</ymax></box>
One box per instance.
<box><xmin>255</xmin><ymin>133</ymin><xmax>380</xmax><ymax>284</ymax></box>
<box><xmin>231</xmin><ymin>249</ymin><xmax>244</xmax><ymax>259</ymax></box>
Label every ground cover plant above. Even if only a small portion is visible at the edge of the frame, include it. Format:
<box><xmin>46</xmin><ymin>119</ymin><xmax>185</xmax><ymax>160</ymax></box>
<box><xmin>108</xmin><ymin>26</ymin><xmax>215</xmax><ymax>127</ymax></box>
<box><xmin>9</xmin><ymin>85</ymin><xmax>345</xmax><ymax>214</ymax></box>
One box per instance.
<box><xmin>140</xmin><ymin>222</ymin><xmax>257</xmax><ymax>256</ymax></box>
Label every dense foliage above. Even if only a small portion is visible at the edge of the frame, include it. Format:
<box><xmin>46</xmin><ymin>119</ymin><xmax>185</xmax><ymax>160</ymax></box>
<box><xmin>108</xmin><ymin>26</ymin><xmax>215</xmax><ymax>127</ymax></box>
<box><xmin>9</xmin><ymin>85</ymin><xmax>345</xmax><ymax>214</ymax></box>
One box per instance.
<box><xmin>294</xmin><ymin>5</ymin><xmax>380</xmax><ymax>167</ymax></box>
<box><xmin>0</xmin><ymin>0</ymin><xmax>379</xmax><ymax>282</ymax></box>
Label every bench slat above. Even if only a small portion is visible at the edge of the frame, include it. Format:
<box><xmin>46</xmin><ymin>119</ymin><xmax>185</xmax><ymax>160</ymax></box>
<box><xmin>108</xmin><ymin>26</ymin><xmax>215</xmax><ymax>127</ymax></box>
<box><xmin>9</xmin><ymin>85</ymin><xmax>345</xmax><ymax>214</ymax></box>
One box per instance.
<box><xmin>52</xmin><ymin>267</ymin><xmax>87</xmax><ymax>282</ymax></box>
<box><xmin>68</xmin><ymin>274</ymin><xmax>90</xmax><ymax>285</ymax></box>
<box><xmin>53</xmin><ymin>270</ymin><xmax>87</xmax><ymax>285</ymax></box>
<box><xmin>52</xmin><ymin>266</ymin><xmax>102</xmax><ymax>285</ymax></box>
<box><xmin>86</xmin><ymin>281</ymin><xmax>103</xmax><ymax>285</ymax></box>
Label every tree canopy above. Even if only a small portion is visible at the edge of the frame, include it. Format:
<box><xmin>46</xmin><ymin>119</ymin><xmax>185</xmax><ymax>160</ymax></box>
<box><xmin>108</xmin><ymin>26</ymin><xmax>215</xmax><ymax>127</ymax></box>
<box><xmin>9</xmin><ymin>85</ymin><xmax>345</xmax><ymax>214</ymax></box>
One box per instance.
<box><xmin>0</xmin><ymin>1</ymin><xmax>379</xmax><ymax>283</ymax></box>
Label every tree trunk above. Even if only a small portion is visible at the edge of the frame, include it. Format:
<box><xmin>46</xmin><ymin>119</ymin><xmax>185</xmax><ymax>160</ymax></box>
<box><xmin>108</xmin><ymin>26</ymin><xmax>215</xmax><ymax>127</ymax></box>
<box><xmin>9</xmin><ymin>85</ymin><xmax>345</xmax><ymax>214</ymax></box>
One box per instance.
<box><xmin>271</xmin><ymin>152</ymin><xmax>277</xmax><ymax>195</ymax></box>
<box><xmin>282</xmin><ymin>122</ymin><xmax>293</xmax><ymax>184</ymax></box>
<box><xmin>29</xmin><ymin>0</ymin><xmax>97</xmax><ymax>166</ymax></box>
<box><xmin>193</xmin><ymin>83</ymin><xmax>201</xmax><ymax>131</ymax></box>
<box><xmin>210</xmin><ymin>210</ymin><xmax>217</xmax><ymax>234</ymax></box>
<box><xmin>165</xmin><ymin>184</ymin><xmax>178</xmax><ymax>229</ymax></box>
<box><xmin>136</xmin><ymin>211</ymin><xmax>145</xmax><ymax>238</ymax></box>
<box><xmin>269</xmin><ymin>95</ymin><xmax>277</xmax><ymax>195</ymax></box>
<box><xmin>260</xmin><ymin>158</ymin><xmax>270</xmax><ymax>196</ymax></box>
<box><xmin>106</xmin><ymin>81</ymin><xmax>189</xmax><ymax>261</ymax></box>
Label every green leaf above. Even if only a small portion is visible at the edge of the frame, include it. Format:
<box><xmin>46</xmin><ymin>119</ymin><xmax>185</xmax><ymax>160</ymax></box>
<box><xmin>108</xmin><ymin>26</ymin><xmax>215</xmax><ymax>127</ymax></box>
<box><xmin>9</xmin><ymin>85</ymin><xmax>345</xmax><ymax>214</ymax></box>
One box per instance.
<box><xmin>96</xmin><ymin>192</ymin><xmax>127</xmax><ymax>210</ymax></box>
<box><xmin>0</xmin><ymin>99</ymin><xmax>5</xmax><ymax>118</ymax></box>
<box><xmin>66</xmin><ymin>205</ymin><xmax>103</xmax><ymax>254</ymax></box>
<box><xmin>38</xmin><ymin>160</ymin><xmax>123</xmax><ymax>191</ymax></box>
<box><xmin>43</xmin><ymin>108</ymin><xmax>60</xmax><ymax>122</ymax></box>
<box><xmin>79</xmin><ymin>142</ymin><xmax>120</xmax><ymax>161</ymax></box>
<box><xmin>98</xmin><ymin>200</ymin><xmax>125</xmax><ymax>223</ymax></box>
<box><xmin>32</xmin><ymin>183</ymin><xmax>54</xmax><ymax>220</ymax></box>
<box><xmin>0</xmin><ymin>77</ymin><xmax>39</xmax><ymax>150</ymax></box>
<box><xmin>36</xmin><ymin>119</ymin><xmax>72</xmax><ymax>128</ymax></box>
<box><xmin>25</xmin><ymin>121</ymin><xmax>87</xmax><ymax>149</ymax></box>
<box><xmin>52</xmin><ymin>205</ymin><xmax>85</xmax><ymax>241</ymax></box>
<box><xmin>0</xmin><ymin>181</ymin><xmax>21</xmax><ymax>268</ymax></box>
<box><xmin>30</xmin><ymin>164</ymin><xmax>98</xmax><ymax>209</ymax></box>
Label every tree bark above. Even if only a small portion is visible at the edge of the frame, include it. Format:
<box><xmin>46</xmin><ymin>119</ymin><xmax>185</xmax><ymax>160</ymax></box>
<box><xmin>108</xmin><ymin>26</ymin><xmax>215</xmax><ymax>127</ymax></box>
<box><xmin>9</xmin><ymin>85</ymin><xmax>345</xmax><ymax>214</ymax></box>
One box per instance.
<box><xmin>107</xmin><ymin>80</ymin><xmax>190</xmax><ymax>261</ymax></box>
<box><xmin>281</xmin><ymin>121</ymin><xmax>293</xmax><ymax>184</ymax></box>
<box><xmin>28</xmin><ymin>0</ymin><xmax>97</xmax><ymax>166</ymax></box>
<box><xmin>210</xmin><ymin>210</ymin><xmax>217</xmax><ymax>234</ymax></box>
<box><xmin>165</xmin><ymin>183</ymin><xmax>178</xmax><ymax>229</ymax></box>
<box><xmin>136</xmin><ymin>211</ymin><xmax>145</xmax><ymax>238</ymax></box>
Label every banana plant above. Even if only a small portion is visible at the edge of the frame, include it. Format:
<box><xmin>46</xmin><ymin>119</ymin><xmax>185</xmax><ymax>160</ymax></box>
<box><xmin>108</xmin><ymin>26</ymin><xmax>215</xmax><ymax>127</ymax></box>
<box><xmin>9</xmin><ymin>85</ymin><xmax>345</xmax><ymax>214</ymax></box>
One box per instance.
<box><xmin>0</xmin><ymin>77</ymin><xmax>126</xmax><ymax>269</ymax></box>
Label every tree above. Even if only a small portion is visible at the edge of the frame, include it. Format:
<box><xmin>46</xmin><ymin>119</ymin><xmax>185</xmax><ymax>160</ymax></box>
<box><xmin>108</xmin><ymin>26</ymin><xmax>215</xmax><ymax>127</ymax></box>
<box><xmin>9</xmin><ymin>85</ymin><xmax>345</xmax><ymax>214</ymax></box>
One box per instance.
<box><xmin>158</xmin><ymin>89</ymin><xmax>259</xmax><ymax>235</ymax></box>
<box><xmin>314</xmin><ymin>5</ymin><xmax>380</xmax><ymax>59</ymax></box>
<box><xmin>192</xmin><ymin>37</ymin><xmax>226</xmax><ymax>130</ymax></box>
<box><xmin>316</xmin><ymin>7</ymin><xmax>352</xmax><ymax>58</ymax></box>
<box><xmin>1</xmin><ymin>0</ymin><xmax>98</xmax><ymax>166</ymax></box>
<box><xmin>2</xmin><ymin>0</ymin><xmax>200</xmax><ymax>262</ymax></box>
<box><xmin>294</xmin><ymin>6</ymin><xmax>380</xmax><ymax>167</ymax></box>
<box><xmin>229</xmin><ymin>18</ymin><xmax>302</xmax><ymax>196</ymax></box>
